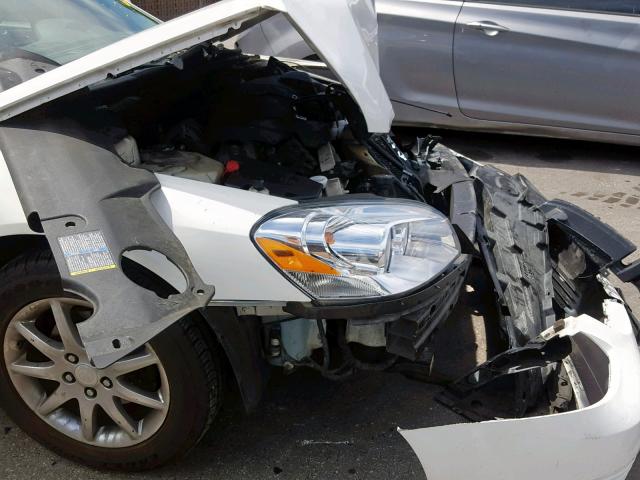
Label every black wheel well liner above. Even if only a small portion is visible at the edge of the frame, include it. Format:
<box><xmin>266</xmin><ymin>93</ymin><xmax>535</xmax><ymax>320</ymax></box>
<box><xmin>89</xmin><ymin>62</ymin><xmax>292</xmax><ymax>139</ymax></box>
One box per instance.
<box><xmin>118</xmin><ymin>256</ymin><xmax>266</xmax><ymax>412</ymax></box>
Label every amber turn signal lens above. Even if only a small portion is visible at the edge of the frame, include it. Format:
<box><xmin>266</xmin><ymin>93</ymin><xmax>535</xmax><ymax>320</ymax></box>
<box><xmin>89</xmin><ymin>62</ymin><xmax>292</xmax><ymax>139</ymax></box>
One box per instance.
<box><xmin>256</xmin><ymin>238</ymin><xmax>339</xmax><ymax>275</ymax></box>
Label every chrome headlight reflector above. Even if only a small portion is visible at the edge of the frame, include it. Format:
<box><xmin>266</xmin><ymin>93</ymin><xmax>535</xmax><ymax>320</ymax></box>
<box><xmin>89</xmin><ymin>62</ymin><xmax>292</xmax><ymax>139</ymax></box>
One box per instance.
<box><xmin>253</xmin><ymin>201</ymin><xmax>460</xmax><ymax>300</ymax></box>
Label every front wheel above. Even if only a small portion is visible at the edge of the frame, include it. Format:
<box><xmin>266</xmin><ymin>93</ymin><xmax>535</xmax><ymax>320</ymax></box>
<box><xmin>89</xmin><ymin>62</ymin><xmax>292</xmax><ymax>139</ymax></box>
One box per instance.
<box><xmin>0</xmin><ymin>251</ymin><xmax>222</xmax><ymax>470</ymax></box>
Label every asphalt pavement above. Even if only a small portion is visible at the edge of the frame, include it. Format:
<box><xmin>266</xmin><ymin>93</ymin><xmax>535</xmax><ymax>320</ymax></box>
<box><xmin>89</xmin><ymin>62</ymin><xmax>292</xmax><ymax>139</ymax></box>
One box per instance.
<box><xmin>1</xmin><ymin>131</ymin><xmax>639</xmax><ymax>479</ymax></box>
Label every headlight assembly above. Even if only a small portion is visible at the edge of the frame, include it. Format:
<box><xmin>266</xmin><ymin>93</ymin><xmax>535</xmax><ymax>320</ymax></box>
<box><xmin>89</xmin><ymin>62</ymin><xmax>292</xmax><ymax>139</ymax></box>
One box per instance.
<box><xmin>253</xmin><ymin>201</ymin><xmax>460</xmax><ymax>300</ymax></box>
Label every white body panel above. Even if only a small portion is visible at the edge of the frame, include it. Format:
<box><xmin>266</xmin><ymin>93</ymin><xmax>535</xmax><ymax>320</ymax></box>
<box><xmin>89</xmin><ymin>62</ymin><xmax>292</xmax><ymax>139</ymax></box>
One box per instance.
<box><xmin>400</xmin><ymin>297</ymin><xmax>640</xmax><ymax>480</ymax></box>
<box><xmin>0</xmin><ymin>150</ymin><xmax>31</xmax><ymax>238</ymax></box>
<box><xmin>151</xmin><ymin>174</ymin><xmax>310</xmax><ymax>303</ymax></box>
<box><xmin>0</xmin><ymin>0</ymin><xmax>392</xmax><ymax>133</ymax></box>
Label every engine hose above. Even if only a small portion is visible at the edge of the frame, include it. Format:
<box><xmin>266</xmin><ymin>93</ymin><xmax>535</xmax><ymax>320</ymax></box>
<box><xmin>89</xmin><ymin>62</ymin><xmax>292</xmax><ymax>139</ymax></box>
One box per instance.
<box><xmin>295</xmin><ymin>319</ymin><xmax>354</xmax><ymax>380</ymax></box>
<box><xmin>293</xmin><ymin>320</ymin><xmax>398</xmax><ymax>379</ymax></box>
<box><xmin>317</xmin><ymin>319</ymin><xmax>330</xmax><ymax>370</ymax></box>
<box><xmin>336</xmin><ymin>323</ymin><xmax>398</xmax><ymax>372</ymax></box>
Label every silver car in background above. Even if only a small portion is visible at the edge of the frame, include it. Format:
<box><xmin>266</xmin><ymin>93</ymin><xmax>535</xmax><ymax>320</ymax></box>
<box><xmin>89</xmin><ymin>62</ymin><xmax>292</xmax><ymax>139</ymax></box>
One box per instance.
<box><xmin>237</xmin><ymin>0</ymin><xmax>640</xmax><ymax>146</ymax></box>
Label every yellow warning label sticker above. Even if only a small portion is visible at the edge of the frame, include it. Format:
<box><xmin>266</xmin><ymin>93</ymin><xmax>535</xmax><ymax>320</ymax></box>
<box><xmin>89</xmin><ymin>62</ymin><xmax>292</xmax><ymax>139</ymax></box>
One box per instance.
<box><xmin>69</xmin><ymin>265</ymin><xmax>118</xmax><ymax>276</ymax></box>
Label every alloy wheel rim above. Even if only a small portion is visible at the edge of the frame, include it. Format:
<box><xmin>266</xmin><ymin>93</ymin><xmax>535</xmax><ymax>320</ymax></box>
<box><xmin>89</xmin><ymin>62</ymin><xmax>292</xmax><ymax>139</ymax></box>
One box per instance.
<box><xmin>3</xmin><ymin>297</ymin><xmax>170</xmax><ymax>448</ymax></box>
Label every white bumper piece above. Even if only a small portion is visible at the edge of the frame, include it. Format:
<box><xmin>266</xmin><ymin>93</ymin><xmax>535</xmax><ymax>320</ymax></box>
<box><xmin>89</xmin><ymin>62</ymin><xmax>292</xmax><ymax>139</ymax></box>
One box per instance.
<box><xmin>400</xmin><ymin>293</ymin><xmax>640</xmax><ymax>480</ymax></box>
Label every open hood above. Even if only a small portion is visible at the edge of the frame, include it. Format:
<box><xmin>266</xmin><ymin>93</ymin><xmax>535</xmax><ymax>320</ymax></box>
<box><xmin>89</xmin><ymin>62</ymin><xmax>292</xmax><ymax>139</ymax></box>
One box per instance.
<box><xmin>0</xmin><ymin>0</ymin><xmax>393</xmax><ymax>133</ymax></box>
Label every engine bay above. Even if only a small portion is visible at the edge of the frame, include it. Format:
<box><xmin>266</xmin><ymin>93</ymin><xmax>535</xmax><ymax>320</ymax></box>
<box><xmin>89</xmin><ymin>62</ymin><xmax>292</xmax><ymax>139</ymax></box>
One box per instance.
<box><xmin>48</xmin><ymin>45</ymin><xmax>437</xmax><ymax>205</ymax></box>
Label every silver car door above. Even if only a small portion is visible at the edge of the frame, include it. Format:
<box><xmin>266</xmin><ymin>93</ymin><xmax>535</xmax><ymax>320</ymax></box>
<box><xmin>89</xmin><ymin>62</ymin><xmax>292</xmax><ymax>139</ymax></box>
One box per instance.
<box><xmin>377</xmin><ymin>0</ymin><xmax>463</xmax><ymax>124</ymax></box>
<box><xmin>454</xmin><ymin>1</ymin><xmax>640</xmax><ymax>135</ymax></box>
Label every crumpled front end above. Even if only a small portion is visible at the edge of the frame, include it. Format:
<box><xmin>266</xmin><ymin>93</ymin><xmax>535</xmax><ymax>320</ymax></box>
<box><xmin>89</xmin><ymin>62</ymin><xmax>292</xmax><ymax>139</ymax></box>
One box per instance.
<box><xmin>393</xmin><ymin>149</ymin><xmax>640</xmax><ymax>480</ymax></box>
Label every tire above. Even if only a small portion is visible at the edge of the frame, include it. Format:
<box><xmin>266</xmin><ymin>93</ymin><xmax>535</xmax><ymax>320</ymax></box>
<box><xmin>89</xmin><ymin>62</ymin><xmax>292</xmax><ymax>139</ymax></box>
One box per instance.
<box><xmin>0</xmin><ymin>250</ymin><xmax>222</xmax><ymax>471</ymax></box>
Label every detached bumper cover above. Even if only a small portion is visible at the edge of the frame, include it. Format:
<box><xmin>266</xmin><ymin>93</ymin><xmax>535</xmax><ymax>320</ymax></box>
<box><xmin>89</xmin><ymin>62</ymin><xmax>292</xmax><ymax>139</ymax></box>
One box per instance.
<box><xmin>399</xmin><ymin>296</ymin><xmax>640</xmax><ymax>480</ymax></box>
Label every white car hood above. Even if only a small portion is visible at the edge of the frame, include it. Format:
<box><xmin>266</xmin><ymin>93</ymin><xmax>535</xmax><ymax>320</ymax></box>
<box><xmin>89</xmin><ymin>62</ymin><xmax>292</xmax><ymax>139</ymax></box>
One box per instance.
<box><xmin>0</xmin><ymin>0</ymin><xmax>393</xmax><ymax>133</ymax></box>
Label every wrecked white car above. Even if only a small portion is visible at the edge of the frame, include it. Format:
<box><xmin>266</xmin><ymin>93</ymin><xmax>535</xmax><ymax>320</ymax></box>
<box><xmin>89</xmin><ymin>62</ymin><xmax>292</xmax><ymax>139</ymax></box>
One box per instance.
<box><xmin>0</xmin><ymin>0</ymin><xmax>638</xmax><ymax>477</ymax></box>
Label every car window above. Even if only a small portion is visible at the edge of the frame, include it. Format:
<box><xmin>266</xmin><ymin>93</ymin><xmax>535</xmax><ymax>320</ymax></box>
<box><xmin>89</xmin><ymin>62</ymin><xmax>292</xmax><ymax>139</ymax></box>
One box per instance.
<box><xmin>466</xmin><ymin>1</ymin><xmax>640</xmax><ymax>16</ymax></box>
<box><xmin>0</xmin><ymin>0</ymin><xmax>158</xmax><ymax>66</ymax></box>
<box><xmin>0</xmin><ymin>5</ymin><xmax>35</xmax><ymax>50</ymax></box>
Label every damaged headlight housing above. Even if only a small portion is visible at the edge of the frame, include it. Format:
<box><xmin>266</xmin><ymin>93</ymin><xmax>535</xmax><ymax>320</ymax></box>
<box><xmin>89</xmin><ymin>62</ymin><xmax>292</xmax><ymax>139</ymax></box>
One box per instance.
<box><xmin>253</xmin><ymin>201</ymin><xmax>459</xmax><ymax>299</ymax></box>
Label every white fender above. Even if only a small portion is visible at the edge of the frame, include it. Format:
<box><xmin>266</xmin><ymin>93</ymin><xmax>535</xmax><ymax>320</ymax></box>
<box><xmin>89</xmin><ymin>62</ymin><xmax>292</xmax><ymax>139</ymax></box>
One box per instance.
<box><xmin>0</xmin><ymin>150</ymin><xmax>32</xmax><ymax>238</ymax></box>
<box><xmin>150</xmin><ymin>174</ymin><xmax>311</xmax><ymax>303</ymax></box>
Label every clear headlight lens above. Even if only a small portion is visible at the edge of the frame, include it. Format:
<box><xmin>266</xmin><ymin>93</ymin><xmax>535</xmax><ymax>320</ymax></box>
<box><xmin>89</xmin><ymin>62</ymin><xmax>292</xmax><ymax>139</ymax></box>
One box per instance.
<box><xmin>253</xmin><ymin>201</ymin><xmax>459</xmax><ymax>300</ymax></box>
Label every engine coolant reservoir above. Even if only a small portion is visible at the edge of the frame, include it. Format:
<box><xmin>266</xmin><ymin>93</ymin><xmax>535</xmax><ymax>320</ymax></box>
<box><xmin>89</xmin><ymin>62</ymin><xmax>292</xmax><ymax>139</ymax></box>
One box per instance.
<box><xmin>140</xmin><ymin>149</ymin><xmax>225</xmax><ymax>184</ymax></box>
<box><xmin>114</xmin><ymin>135</ymin><xmax>225</xmax><ymax>184</ymax></box>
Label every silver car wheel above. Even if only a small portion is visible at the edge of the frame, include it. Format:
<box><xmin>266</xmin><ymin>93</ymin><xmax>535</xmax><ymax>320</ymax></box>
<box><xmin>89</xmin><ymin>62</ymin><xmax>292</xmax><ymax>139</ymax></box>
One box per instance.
<box><xmin>3</xmin><ymin>297</ymin><xmax>170</xmax><ymax>448</ymax></box>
